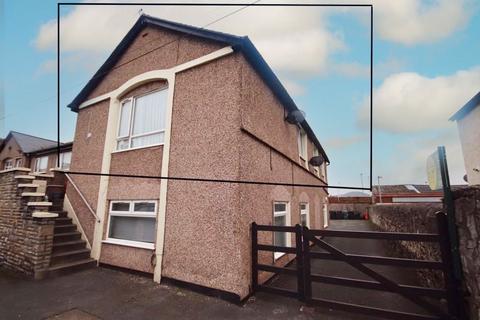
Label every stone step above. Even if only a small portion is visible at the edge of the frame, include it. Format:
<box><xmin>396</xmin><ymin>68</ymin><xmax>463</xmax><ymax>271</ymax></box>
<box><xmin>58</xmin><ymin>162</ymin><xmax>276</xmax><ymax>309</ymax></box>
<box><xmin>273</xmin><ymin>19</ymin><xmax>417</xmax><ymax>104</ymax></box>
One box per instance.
<box><xmin>54</xmin><ymin>224</ymin><xmax>77</xmax><ymax>233</ymax></box>
<box><xmin>50</xmin><ymin>210</ymin><xmax>68</xmax><ymax>218</ymax></box>
<box><xmin>22</xmin><ymin>192</ymin><xmax>45</xmax><ymax>197</ymax></box>
<box><xmin>32</xmin><ymin>212</ymin><xmax>58</xmax><ymax>219</ymax></box>
<box><xmin>52</xmin><ymin>240</ymin><xmax>86</xmax><ymax>253</ymax></box>
<box><xmin>14</xmin><ymin>175</ymin><xmax>35</xmax><ymax>180</ymax></box>
<box><xmin>47</xmin><ymin>258</ymin><xmax>96</xmax><ymax>277</ymax></box>
<box><xmin>50</xmin><ymin>249</ymin><xmax>91</xmax><ymax>265</ymax></box>
<box><xmin>54</xmin><ymin>217</ymin><xmax>73</xmax><ymax>226</ymax></box>
<box><xmin>18</xmin><ymin>183</ymin><xmax>39</xmax><ymax>188</ymax></box>
<box><xmin>27</xmin><ymin>201</ymin><xmax>52</xmax><ymax>207</ymax></box>
<box><xmin>54</xmin><ymin>231</ymin><xmax>82</xmax><ymax>243</ymax></box>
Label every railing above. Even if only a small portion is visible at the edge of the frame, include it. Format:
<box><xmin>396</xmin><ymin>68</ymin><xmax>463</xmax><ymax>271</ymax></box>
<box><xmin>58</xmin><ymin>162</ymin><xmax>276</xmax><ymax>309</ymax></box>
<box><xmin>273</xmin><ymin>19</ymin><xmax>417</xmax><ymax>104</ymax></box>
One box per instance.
<box><xmin>64</xmin><ymin>173</ymin><xmax>100</xmax><ymax>223</ymax></box>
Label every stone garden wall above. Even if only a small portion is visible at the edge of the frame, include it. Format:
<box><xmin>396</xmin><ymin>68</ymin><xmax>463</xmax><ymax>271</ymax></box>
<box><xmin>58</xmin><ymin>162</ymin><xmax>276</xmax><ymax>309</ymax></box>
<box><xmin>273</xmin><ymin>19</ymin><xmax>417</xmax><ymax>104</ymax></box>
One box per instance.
<box><xmin>453</xmin><ymin>186</ymin><xmax>480</xmax><ymax>320</ymax></box>
<box><xmin>0</xmin><ymin>169</ymin><xmax>55</xmax><ymax>278</ymax></box>
<box><xmin>368</xmin><ymin>203</ymin><xmax>444</xmax><ymax>288</ymax></box>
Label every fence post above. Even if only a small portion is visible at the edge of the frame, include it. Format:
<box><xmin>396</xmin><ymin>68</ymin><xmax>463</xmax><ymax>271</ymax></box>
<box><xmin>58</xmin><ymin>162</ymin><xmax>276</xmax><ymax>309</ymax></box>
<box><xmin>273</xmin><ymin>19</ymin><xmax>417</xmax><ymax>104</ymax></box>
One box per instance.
<box><xmin>302</xmin><ymin>226</ymin><xmax>312</xmax><ymax>302</ymax></box>
<box><xmin>295</xmin><ymin>224</ymin><xmax>305</xmax><ymax>301</ymax></box>
<box><xmin>436</xmin><ymin>212</ymin><xmax>465</xmax><ymax>319</ymax></box>
<box><xmin>251</xmin><ymin>222</ymin><xmax>258</xmax><ymax>293</ymax></box>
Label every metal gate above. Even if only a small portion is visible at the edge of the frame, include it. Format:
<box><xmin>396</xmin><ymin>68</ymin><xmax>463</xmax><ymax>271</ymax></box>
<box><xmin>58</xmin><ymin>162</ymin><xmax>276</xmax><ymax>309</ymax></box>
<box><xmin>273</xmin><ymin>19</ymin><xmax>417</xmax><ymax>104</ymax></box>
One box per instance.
<box><xmin>251</xmin><ymin>212</ymin><xmax>465</xmax><ymax>320</ymax></box>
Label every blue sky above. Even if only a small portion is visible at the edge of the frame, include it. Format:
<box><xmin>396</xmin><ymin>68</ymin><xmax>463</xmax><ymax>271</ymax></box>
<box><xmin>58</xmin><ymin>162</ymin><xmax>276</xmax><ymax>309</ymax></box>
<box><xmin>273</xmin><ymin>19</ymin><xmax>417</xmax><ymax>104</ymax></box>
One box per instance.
<box><xmin>1</xmin><ymin>0</ymin><xmax>479</xmax><ymax>193</ymax></box>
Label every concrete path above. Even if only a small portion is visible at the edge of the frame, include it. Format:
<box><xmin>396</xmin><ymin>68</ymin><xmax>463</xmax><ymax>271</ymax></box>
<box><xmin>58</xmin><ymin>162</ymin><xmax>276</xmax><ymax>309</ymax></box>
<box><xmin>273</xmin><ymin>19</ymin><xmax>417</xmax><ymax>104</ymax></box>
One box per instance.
<box><xmin>0</xmin><ymin>220</ymin><xmax>443</xmax><ymax>319</ymax></box>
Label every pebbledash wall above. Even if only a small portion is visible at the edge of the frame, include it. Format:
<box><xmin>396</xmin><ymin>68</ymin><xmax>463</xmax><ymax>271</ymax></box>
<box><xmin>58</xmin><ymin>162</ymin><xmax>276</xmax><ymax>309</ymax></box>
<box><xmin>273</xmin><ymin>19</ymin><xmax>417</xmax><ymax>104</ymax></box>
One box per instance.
<box><xmin>0</xmin><ymin>169</ymin><xmax>56</xmax><ymax>278</ymax></box>
<box><xmin>369</xmin><ymin>193</ymin><xmax>480</xmax><ymax>319</ymax></box>
<box><xmin>66</xmin><ymin>26</ymin><xmax>329</xmax><ymax>299</ymax></box>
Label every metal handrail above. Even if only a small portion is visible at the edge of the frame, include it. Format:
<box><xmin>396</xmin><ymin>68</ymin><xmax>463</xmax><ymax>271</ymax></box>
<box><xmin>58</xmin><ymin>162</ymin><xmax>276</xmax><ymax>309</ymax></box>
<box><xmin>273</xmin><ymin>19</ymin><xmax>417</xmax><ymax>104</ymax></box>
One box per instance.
<box><xmin>64</xmin><ymin>173</ymin><xmax>100</xmax><ymax>222</ymax></box>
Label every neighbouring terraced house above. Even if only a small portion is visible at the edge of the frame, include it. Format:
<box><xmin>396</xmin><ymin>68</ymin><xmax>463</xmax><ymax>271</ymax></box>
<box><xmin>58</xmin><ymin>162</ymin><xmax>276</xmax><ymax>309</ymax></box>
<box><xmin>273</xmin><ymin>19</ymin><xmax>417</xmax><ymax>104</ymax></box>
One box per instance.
<box><xmin>4</xmin><ymin>15</ymin><xmax>330</xmax><ymax>300</ymax></box>
<box><xmin>0</xmin><ymin>131</ymin><xmax>72</xmax><ymax>172</ymax></box>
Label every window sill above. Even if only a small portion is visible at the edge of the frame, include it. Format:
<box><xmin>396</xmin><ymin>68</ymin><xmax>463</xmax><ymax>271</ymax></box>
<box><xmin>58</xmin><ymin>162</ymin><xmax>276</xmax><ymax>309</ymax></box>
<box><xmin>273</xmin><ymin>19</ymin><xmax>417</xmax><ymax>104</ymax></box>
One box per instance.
<box><xmin>111</xmin><ymin>143</ymin><xmax>164</xmax><ymax>155</ymax></box>
<box><xmin>103</xmin><ymin>239</ymin><xmax>155</xmax><ymax>250</ymax></box>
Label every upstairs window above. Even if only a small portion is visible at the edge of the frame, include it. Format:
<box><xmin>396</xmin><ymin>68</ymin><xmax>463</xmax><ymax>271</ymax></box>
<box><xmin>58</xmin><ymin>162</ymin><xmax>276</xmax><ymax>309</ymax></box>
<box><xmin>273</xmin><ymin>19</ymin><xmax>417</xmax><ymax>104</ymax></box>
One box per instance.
<box><xmin>34</xmin><ymin>156</ymin><xmax>48</xmax><ymax>173</ymax></box>
<box><xmin>300</xmin><ymin>203</ymin><xmax>310</xmax><ymax>228</ymax></box>
<box><xmin>297</xmin><ymin>128</ymin><xmax>307</xmax><ymax>161</ymax></box>
<box><xmin>117</xmin><ymin>89</ymin><xmax>168</xmax><ymax>151</ymax></box>
<box><xmin>4</xmin><ymin>158</ymin><xmax>13</xmax><ymax>170</ymax></box>
<box><xmin>15</xmin><ymin>158</ymin><xmax>23</xmax><ymax>168</ymax></box>
<box><xmin>59</xmin><ymin>152</ymin><xmax>72</xmax><ymax>170</ymax></box>
<box><xmin>312</xmin><ymin>147</ymin><xmax>320</xmax><ymax>176</ymax></box>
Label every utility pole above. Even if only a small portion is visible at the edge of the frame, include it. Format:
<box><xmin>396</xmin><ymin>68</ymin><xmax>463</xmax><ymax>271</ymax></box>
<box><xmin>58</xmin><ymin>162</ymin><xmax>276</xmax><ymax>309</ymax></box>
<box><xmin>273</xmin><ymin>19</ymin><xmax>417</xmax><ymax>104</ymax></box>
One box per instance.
<box><xmin>377</xmin><ymin>176</ymin><xmax>383</xmax><ymax>203</ymax></box>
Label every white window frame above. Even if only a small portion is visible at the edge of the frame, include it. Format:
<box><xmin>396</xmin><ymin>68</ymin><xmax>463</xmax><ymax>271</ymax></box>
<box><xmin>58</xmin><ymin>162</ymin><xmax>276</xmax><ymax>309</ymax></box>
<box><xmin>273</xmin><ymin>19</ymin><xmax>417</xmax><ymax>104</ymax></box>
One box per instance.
<box><xmin>273</xmin><ymin>201</ymin><xmax>291</xmax><ymax>260</ymax></box>
<box><xmin>297</xmin><ymin>127</ymin><xmax>307</xmax><ymax>162</ymax></box>
<box><xmin>15</xmin><ymin>158</ymin><xmax>23</xmax><ymax>168</ymax></box>
<box><xmin>4</xmin><ymin>158</ymin><xmax>13</xmax><ymax>170</ymax></box>
<box><xmin>59</xmin><ymin>151</ymin><xmax>72</xmax><ymax>170</ymax></box>
<box><xmin>34</xmin><ymin>156</ymin><xmax>48</xmax><ymax>173</ymax></box>
<box><xmin>312</xmin><ymin>147</ymin><xmax>320</xmax><ymax>176</ymax></box>
<box><xmin>105</xmin><ymin>200</ymin><xmax>157</xmax><ymax>249</ymax></box>
<box><xmin>116</xmin><ymin>88</ymin><xmax>167</xmax><ymax>152</ymax></box>
<box><xmin>300</xmin><ymin>202</ymin><xmax>310</xmax><ymax>228</ymax></box>
<box><xmin>323</xmin><ymin>198</ymin><xmax>329</xmax><ymax>228</ymax></box>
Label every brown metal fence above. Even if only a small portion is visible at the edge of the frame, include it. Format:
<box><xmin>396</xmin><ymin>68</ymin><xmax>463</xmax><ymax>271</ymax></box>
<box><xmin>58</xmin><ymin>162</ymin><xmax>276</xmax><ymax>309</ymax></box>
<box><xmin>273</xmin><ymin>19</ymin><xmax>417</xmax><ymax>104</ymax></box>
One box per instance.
<box><xmin>251</xmin><ymin>211</ymin><xmax>465</xmax><ymax>320</ymax></box>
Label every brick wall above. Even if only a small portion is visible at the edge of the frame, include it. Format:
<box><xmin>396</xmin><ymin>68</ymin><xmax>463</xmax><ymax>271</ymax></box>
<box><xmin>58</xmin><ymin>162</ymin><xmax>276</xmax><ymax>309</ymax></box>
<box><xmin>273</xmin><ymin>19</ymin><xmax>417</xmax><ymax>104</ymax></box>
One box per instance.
<box><xmin>0</xmin><ymin>169</ymin><xmax>55</xmax><ymax>278</ymax></box>
<box><xmin>453</xmin><ymin>186</ymin><xmax>480</xmax><ymax>320</ymax></box>
<box><xmin>368</xmin><ymin>203</ymin><xmax>444</xmax><ymax>288</ymax></box>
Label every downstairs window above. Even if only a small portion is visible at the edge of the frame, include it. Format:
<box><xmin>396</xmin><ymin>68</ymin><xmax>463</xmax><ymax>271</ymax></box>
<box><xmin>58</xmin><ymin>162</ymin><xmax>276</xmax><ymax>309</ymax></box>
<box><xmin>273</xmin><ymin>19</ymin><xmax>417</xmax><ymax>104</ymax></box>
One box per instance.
<box><xmin>106</xmin><ymin>200</ymin><xmax>157</xmax><ymax>249</ymax></box>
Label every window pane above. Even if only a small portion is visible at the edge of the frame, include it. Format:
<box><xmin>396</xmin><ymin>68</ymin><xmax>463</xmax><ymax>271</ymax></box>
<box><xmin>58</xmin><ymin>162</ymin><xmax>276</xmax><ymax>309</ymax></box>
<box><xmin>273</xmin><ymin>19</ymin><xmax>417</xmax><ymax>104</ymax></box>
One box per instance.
<box><xmin>118</xmin><ymin>100</ymin><xmax>131</xmax><ymax>137</ymax></box>
<box><xmin>134</xmin><ymin>202</ymin><xmax>155</xmax><ymax>212</ymax></box>
<box><xmin>111</xmin><ymin>202</ymin><xmax>130</xmax><ymax>212</ymax></box>
<box><xmin>131</xmin><ymin>132</ymin><xmax>163</xmax><ymax>148</ymax></box>
<box><xmin>300</xmin><ymin>203</ymin><xmax>307</xmax><ymax>210</ymax></box>
<box><xmin>35</xmin><ymin>156</ymin><xmax>48</xmax><ymax>172</ymax></box>
<box><xmin>117</xmin><ymin>138</ymin><xmax>129</xmax><ymax>150</ymax></box>
<box><xmin>132</xmin><ymin>90</ymin><xmax>167</xmax><ymax>136</ymax></box>
<box><xmin>60</xmin><ymin>152</ymin><xmax>72</xmax><ymax>169</ymax></box>
<box><xmin>274</xmin><ymin>215</ymin><xmax>287</xmax><ymax>247</ymax></box>
<box><xmin>301</xmin><ymin>213</ymin><xmax>308</xmax><ymax>227</ymax></box>
<box><xmin>109</xmin><ymin>216</ymin><xmax>156</xmax><ymax>243</ymax></box>
<box><xmin>274</xmin><ymin>203</ymin><xmax>286</xmax><ymax>212</ymax></box>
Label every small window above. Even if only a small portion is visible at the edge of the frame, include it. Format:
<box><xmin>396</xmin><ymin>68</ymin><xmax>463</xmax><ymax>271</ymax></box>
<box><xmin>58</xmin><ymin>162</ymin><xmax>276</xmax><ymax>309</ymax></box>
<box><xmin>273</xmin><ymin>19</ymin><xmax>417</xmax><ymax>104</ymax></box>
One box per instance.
<box><xmin>300</xmin><ymin>203</ymin><xmax>310</xmax><ymax>228</ymax></box>
<box><xmin>107</xmin><ymin>200</ymin><xmax>157</xmax><ymax>248</ymax></box>
<box><xmin>59</xmin><ymin>152</ymin><xmax>72</xmax><ymax>170</ymax></box>
<box><xmin>273</xmin><ymin>201</ymin><xmax>290</xmax><ymax>260</ymax></box>
<box><xmin>117</xmin><ymin>89</ymin><xmax>168</xmax><ymax>151</ymax></box>
<box><xmin>34</xmin><ymin>156</ymin><xmax>48</xmax><ymax>173</ymax></box>
<box><xmin>4</xmin><ymin>158</ymin><xmax>13</xmax><ymax>170</ymax></box>
<box><xmin>297</xmin><ymin>128</ymin><xmax>307</xmax><ymax>161</ymax></box>
<box><xmin>15</xmin><ymin>158</ymin><xmax>23</xmax><ymax>168</ymax></box>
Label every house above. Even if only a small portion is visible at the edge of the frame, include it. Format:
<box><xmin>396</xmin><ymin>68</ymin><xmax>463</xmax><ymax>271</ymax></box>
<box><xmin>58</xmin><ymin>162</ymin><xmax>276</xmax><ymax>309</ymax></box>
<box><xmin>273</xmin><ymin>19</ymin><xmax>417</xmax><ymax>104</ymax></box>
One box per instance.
<box><xmin>450</xmin><ymin>91</ymin><xmax>480</xmax><ymax>185</ymax></box>
<box><xmin>372</xmin><ymin>184</ymin><xmax>443</xmax><ymax>203</ymax></box>
<box><xmin>328</xmin><ymin>191</ymin><xmax>371</xmax><ymax>219</ymax></box>
<box><xmin>63</xmin><ymin>14</ymin><xmax>329</xmax><ymax>300</ymax></box>
<box><xmin>0</xmin><ymin>131</ymin><xmax>72</xmax><ymax>172</ymax></box>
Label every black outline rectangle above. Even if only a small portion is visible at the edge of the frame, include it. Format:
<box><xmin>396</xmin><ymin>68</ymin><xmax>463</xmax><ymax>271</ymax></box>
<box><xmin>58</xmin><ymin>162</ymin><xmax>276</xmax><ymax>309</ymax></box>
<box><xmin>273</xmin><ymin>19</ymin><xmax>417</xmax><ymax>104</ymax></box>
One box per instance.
<box><xmin>57</xmin><ymin>2</ymin><xmax>373</xmax><ymax>191</ymax></box>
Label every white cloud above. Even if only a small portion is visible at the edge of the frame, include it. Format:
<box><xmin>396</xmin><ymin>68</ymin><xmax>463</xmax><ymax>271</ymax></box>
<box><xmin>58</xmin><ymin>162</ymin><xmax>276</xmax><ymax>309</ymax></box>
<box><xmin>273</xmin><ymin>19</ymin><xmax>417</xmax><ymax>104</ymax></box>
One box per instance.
<box><xmin>280</xmin><ymin>79</ymin><xmax>306</xmax><ymax>96</ymax></box>
<box><xmin>378</xmin><ymin>130</ymin><xmax>466</xmax><ymax>185</ymax></box>
<box><xmin>34</xmin><ymin>1</ymin><xmax>345</xmax><ymax>77</ymax></box>
<box><xmin>372</xmin><ymin>0</ymin><xmax>470</xmax><ymax>45</ymax></box>
<box><xmin>359</xmin><ymin>67</ymin><xmax>480</xmax><ymax>133</ymax></box>
<box><xmin>326</xmin><ymin>134</ymin><xmax>366</xmax><ymax>149</ymax></box>
<box><xmin>332</xmin><ymin>62</ymin><xmax>369</xmax><ymax>78</ymax></box>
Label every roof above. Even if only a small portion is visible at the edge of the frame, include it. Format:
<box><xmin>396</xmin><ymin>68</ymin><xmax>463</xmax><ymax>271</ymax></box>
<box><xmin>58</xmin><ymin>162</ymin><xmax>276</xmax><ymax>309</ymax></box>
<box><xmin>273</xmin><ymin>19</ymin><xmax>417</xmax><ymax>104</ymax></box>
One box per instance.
<box><xmin>67</xmin><ymin>14</ymin><xmax>329</xmax><ymax>163</ymax></box>
<box><xmin>450</xmin><ymin>91</ymin><xmax>480</xmax><ymax>121</ymax></box>
<box><xmin>6</xmin><ymin>131</ymin><xmax>59</xmax><ymax>154</ymax></box>
<box><xmin>29</xmin><ymin>141</ymin><xmax>73</xmax><ymax>156</ymax></box>
<box><xmin>372</xmin><ymin>184</ymin><xmax>469</xmax><ymax>195</ymax></box>
<box><xmin>336</xmin><ymin>191</ymin><xmax>371</xmax><ymax>197</ymax></box>
<box><xmin>372</xmin><ymin>184</ymin><xmax>439</xmax><ymax>195</ymax></box>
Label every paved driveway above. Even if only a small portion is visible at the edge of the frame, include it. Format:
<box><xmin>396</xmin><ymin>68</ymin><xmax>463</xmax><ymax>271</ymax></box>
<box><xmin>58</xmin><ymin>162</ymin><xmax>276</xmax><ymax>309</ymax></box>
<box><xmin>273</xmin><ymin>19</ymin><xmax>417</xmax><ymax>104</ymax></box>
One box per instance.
<box><xmin>0</xmin><ymin>220</ymin><xmax>443</xmax><ymax>319</ymax></box>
